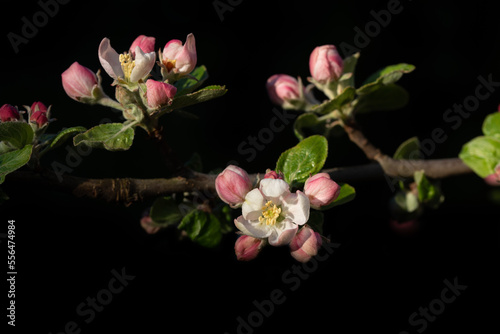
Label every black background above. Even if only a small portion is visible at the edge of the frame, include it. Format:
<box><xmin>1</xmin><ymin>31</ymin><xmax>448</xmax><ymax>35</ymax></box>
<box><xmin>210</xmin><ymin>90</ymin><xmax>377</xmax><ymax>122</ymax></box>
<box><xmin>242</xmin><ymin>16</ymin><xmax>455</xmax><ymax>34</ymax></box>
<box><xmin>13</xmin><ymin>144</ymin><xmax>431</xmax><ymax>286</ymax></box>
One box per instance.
<box><xmin>1</xmin><ymin>0</ymin><xmax>499</xmax><ymax>333</ymax></box>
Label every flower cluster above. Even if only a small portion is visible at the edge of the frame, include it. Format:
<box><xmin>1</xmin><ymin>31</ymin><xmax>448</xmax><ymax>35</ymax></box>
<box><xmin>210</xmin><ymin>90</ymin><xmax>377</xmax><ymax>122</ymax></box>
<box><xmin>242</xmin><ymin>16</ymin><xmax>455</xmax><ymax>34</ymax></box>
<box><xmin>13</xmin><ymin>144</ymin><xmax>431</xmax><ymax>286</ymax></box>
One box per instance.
<box><xmin>61</xmin><ymin>33</ymin><xmax>197</xmax><ymax>123</ymax></box>
<box><xmin>266</xmin><ymin>44</ymin><xmax>345</xmax><ymax>109</ymax></box>
<box><xmin>0</xmin><ymin>102</ymin><xmax>51</xmax><ymax>130</ymax></box>
<box><xmin>216</xmin><ymin>165</ymin><xmax>340</xmax><ymax>262</ymax></box>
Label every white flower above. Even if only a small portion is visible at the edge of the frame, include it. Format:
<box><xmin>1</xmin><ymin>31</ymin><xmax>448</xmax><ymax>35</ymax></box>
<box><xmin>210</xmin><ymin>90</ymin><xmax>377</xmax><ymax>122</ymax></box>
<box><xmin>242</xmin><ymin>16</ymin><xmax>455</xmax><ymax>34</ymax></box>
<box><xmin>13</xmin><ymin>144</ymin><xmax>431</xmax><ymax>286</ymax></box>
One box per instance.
<box><xmin>234</xmin><ymin>178</ymin><xmax>310</xmax><ymax>246</ymax></box>
<box><xmin>98</xmin><ymin>38</ymin><xmax>155</xmax><ymax>83</ymax></box>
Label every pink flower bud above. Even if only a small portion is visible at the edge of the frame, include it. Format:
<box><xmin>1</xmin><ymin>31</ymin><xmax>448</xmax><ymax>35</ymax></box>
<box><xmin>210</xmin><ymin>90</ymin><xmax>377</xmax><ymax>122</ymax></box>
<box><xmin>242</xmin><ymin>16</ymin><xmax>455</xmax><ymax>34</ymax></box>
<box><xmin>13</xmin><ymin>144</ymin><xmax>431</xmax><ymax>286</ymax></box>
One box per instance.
<box><xmin>0</xmin><ymin>104</ymin><xmax>20</xmax><ymax>122</ymax></box>
<box><xmin>61</xmin><ymin>62</ymin><xmax>98</xmax><ymax>101</ymax></box>
<box><xmin>145</xmin><ymin>79</ymin><xmax>177</xmax><ymax>109</ymax></box>
<box><xmin>484</xmin><ymin>164</ymin><xmax>500</xmax><ymax>186</ymax></box>
<box><xmin>304</xmin><ymin>173</ymin><xmax>341</xmax><ymax>209</ymax></box>
<box><xmin>140</xmin><ymin>215</ymin><xmax>161</xmax><ymax>234</ymax></box>
<box><xmin>129</xmin><ymin>35</ymin><xmax>156</xmax><ymax>57</ymax></box>
<box><xmin>31</xmin><ymin>101</ymin><xmax>48</xmax><ymax>113</ymax></box>
<box><xmin>290</xmin><ymin>226</ymin><xmax>322</xmax><ymax>263</ymax></box>
<box><xmin>215</xmin><ymin>165</ymin><xmax>252</xmax><ymax>208</ymax></box>
<box><xmin>234</xmin><ymin>235</ymin><xmax>264</xmax><ymax>261</ymax></box>
<box><xmin>309</xmin><ymin>45</ymin><xmax>344</xmax><ymax>84</ymax></box>
<box><xmin>162</xmin><ymin>33</ymin><xmax>197</xmax><ymax>76</ymax></box>
<box><xmin>263</xmin><ymin>169</ymin><xmax>284</xmax><ymax>180</ymax></box>
<box><xmin>266</xmin><ymin>74</ymin><xmax>301</xmax><ymax>107</ymax></box>
<box><xmin>30</xmin><ymin>111</ymin><xmax>48</xmax><ymax>127</ymax></box>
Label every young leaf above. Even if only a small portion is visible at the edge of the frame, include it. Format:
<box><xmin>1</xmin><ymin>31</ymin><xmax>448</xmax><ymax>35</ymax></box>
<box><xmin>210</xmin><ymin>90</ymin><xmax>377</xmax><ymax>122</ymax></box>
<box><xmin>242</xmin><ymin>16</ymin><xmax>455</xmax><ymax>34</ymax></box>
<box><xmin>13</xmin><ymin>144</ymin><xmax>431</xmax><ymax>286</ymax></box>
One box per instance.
<box><xmin>178</xmin><ymin>210</ymin><xmax>222</xmax><ymax>248</ymax></box>
<box><xmin>338</xmin><ymin>52</ymin><xmax>360</xmax><ymax>88</ymax></box>
<box><xmin>40</xmin><ymin>126</ymin><xmax>86</xmax><ymax>156</ymax></box>
<box><xmin>275</xmin><ymin>135</ymin><xmax>328</xmax><ymax>185</ymax></box>
<box><xmin>166</xmin><ymin>85</ymin><xmax>227</xmax><ymax>113</ymax></box>
<box><xmin>0</xmin><ymin>144</ymin><xmax>33</xmax><ymax>184</ymax></box>
<box><xmin>310</xmin><ymin>87</ymin><xmax>356</xmax><ymax>115</ymax></box>
<box><xmin>0</xmin><ymin>122</ymin><xmax>34</xmax><ymax>149</ymax></box>
<box><xmin>73</xmin><ymin>123</ymin><xmax>135</xmax><ymax>151</ymax></box>
<box><xmin>357</xmin><ymin>63</ymin><xmax>415</xmax><ymax>95</ymax></box>
<box><xmin>393</xmin><ymin>137</ymin><xmax>422</xmax><ymax>160</ymax></box>
<box><xmin>293</xmin><ymin>113</ymin><xmax>328</xmax><ymax>141</ymax></box>
<box><xmin>174</xmin><ymin>65</ymin><xmax>209</xmax><ymax>96</ymax></box>
<box><xmin>318</xmin><ymin>183</ymin><xmax>356</xmax><ymax>210</ymax></box>
<box><xmin>414</xmin><ymin>170</ymin><xmax>444</xmax><ymax>209</ymax></box>
<box><xmin>459</xmin><ymin>136</ymin><xmax>500</xmax><ymax>178</ymax></box>
<box><xmin>354</xmin><ymin>84</ymin><xmax>410</xmax><ymax>114</ymax></box>
<box><xmin>482</xmin><ymin>112</ymin><xmax>500</xmax><ymax>139</ymax></box>
<box><xmin>150</xmin><ymin>196</ymin><xmax>185</xmax><ymax>227</ymax></box>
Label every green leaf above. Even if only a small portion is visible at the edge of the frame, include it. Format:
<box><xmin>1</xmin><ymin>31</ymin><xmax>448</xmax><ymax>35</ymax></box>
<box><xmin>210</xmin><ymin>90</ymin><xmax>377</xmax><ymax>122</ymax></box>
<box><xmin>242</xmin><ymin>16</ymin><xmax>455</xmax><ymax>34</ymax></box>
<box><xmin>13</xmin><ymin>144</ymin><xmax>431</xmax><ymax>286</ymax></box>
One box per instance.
<box><xmin>167</xmin><ymin>85</ymin><xmax>227</xmax><ymax>113</ymax></box>
<box><xmin>354</xmin><ymin>84</ymin><xmax>410</xmax><ymax>114</ymax></box>
<box><xmin>40</xmin><ymin>126</ymin><xmax>86</xmax><ymax>156</ymax></box>
<box><xmin>73</xmin><ymin>123</ymin><xmax>135</xmax><ymax>151</ymax></box>
<box><xmin>293</xmin><ymin>113</ymin><xmax>328</xmax><ymax>141</ymax></box>
<box><xmin>0</xmin><ymin>145</ymin><xmax>33</xmax><ymax>184</ymax></box>
<box><xmin>310</xmin><ymin>87</ymin><xmax>356</xmax><ymax>115</ymax></box>
<box><xmin>318</xmin><ymin>183</ymin><xmax>356</xmax><ymax>210</ymax></box>
<box><xmin>178</xmin><ymin>210</ymin><xmax>222</xmax><ymax>248</ymax></box>
<box><xmin>394</xmin><ymin>190</ymin><xmax>420</xmax><ymax>213</ymax></box>
<box><xmin>393</xmin><ymin>137</ymin><xmax>422</xmax><ymax>160</ymax></box>
<box><xmin>150</xmin><ymin>196</ymin><xmax>184</xmax><ymax>227</ymax></box>
<box><xmin>338</xmin><ymin>52</ymin><xmax>360</xmax><ymax>88</ymax></box>
<box><xmin>275</xmin><ymin>135</ymin><xmax>328</xmax><ymax>185</ymax></box>
<box><xmin>459</xmin><ymin>136</ymin><xmax>500</xmax><ymax>178</ymax></box>
<box><xmin>357</xmin><ymin>63</ymin><xmax>414</xmax><ymax>95</ymax></box>
<box><xmin>482</xmin><ymin>112</ymin><xmax>500</xmax><ymax>139</ymax></box>
<box><xmin>414</xmin><ymin>170</ymin><xmax>444</xmax><ymax>209</ymax></box>
<box><xmin>0</xmin><ymin>122</ymin><xmax>34</xmax><ymax>149</ymax></box>
<box><xmin>306</xmin><ymin>211</ymin><xmax>324</xmax><ymax>234</ymax></box>
<box><xmin>174</xmin><ymin>65</ymin><xmax>209</xmax><ymax>96</ymax></box>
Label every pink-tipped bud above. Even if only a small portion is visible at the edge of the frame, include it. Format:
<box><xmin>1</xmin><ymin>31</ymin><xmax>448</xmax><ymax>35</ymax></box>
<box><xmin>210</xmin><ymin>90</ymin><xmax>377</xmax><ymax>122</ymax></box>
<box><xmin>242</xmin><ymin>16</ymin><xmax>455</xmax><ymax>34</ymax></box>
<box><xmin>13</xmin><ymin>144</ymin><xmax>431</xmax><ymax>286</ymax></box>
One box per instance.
<box><xmin>0</xmin><ymin>104</ymin><xmax>20</xmax><ymax>122</ymax></box>
<box><xmin>31</xmin><ymin>101</ymin><xmax>48</xmax><ymax>113</ymax></box>
<box><xmin>30</xmin><ymin>111</ymin><xmax>48</xmax><ymax>127</ymax></box>
<box><xmin>140</xmin><ymin>215</ymin><xmax>161</xmax><ymax>234</ymax></box>
<box><xmin>484</xmin><ymin>164</ymin><xmax>500</xmax><ymax>186</ymax></box>
<box><xmin>266</xmin><ymin>74</ymin><xmax>301</xmax><ymax>107</ymax></box>
<box><xmin>61</xmin><ymin>62</ymin><xmax>98</xmax><ymax>101</ymax></box>
<box><xmin>309</xmin><ymin>45</ymin><xmax>344</xmax><ymax>84</ymax></box>
<box><xmin>304</xmin><ymin>173</ymin><xmax>341</xmax><ymax>209</ymax></box>
<box><xmin>215</xmin><ymin>165</ymin><xmax>252</xmax><ymax>208</ymax></box>
<box><xmin>235</xmin><ymin>235</ymin><xmax>264</xmax><ymax>261</ymax></box>
<box><xmin>162</xmin><ymin>33</ymin><xmax>197</xmax><ymax>76</ymax></box>
<box><xmin>263</xmin><ymin>169</ymin><xmax>284</xmax><ymax>180</ymax></box>
<box><xmin>290</xmin><ymin>226</ymin><xmax>322</xmax><ymax>263</ymax></box>
<box><xmin>129</xmin><ymin>35</ymin><xmax>156</xmax><ymax>57</ymax></box>
<box><xmin>145</xmin><ymin>79</ymin><xmax>177</xmax><ymax>109</ymax></box>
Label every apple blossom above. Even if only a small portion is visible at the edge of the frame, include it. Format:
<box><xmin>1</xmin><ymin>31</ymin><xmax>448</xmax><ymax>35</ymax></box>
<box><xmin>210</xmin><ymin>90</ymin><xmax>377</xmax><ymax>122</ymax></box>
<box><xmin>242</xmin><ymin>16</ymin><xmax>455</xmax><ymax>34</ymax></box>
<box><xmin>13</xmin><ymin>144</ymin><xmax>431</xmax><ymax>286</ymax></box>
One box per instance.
<box><xmin>266</xmin><ymin>74</ymin><xmax>301</xmax><ymax>108</ymax></box>
<box><xmin>31</xmin><ymin>101</ymin><xmax>48</xmax><ymax>113</ymax></box>
<box><xmin>30</xmin><ymin>110</ymin><xmax>48</xmax><ymax>127</ymax></box>
<box><xmin>61</xmin><ymin>62</ymin><xmax>99</xmax><ymax>101</ymax></box>
<box><xmin>289</xmin><ymin>225</ymin><xmax>322</xmax><ymax>263</ymax></box>
<box><xmin>263</xmin><ymin>169</ymin><xmax>284</xmax><ymax>180</ymax></box>
<box><xmin>234</xmin><ymin>235</ymin><xmax>264</xmax><ymax>261</ymax></box>
<box><xmin>234</xmin><ymin>178</ymin><xmax>310</xmax><ymax>246</ymax></box>
<box><xmin>309</xmin><ymin>44</ymin><xmax>344</xmax><ymax>84</ymax></box>
<box><xmin>215</xmin><ymin>165</ymin><xmax>252</xmax><ymax>208</ymax></box>
<box><xmin>145</xmin><ymin>79</ymin><xmax>177</xmax><ymax>109</ymax></box>
<box><xmin>129</xmin><ymin>35</ymin><xmax>155</xmax><ymax>56</ymax></box>
<box><xmin>304</xmin><ymin>173</ymin><xmax>341</xmax><ymax>209</ymax></box>
<box><xmin>161</xmin><ymin>33</ymin><xmax>197</xmax><ymax>79</ymax></box>
<box><xmin>0</xmin><ymin>104</ymin><xmax>20</xmax><ymax>122</ymax></box>
<box><xmin>98</xmin><ymin>37</ymin><xmax>156</xmax><ymax>84</ymax></box>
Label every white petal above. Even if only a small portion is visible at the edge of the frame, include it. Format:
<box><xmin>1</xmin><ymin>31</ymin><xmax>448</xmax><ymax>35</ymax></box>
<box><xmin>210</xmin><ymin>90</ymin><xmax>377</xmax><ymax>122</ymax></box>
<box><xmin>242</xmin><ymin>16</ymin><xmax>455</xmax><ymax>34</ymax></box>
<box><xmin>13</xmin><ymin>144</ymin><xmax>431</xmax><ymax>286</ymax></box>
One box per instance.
<box><xmin>242</xmin><ymin>188</ymin><xmax>265</xmax><ymax>221</ymax></box>
<box><xmin>259</xmin><ymin>179</ymin><xmax>289</xmax><ymax>199</ymax></box>
<box><xmin>98</xmin><ymin>38</ymin><xmax>123</xmax><ymax>80</ymax></box>
<box><xmin>268</xmin><ymin>219</ymin><xmax>298</xmax><ymax>246</ymax></box>
<box><xmin>234</xmin><ymin>216</ymin><xmax>272</xmax><ymax>239</ymax></box>
<box><xmin>130</xmin><ymin>47</ymin><xmax>156</xmax><ymax>82</ymax></box>
<box><xmin>282</xmin><ymin>191</ymin><xmax>310</xmax><ymax>225</ymax></box>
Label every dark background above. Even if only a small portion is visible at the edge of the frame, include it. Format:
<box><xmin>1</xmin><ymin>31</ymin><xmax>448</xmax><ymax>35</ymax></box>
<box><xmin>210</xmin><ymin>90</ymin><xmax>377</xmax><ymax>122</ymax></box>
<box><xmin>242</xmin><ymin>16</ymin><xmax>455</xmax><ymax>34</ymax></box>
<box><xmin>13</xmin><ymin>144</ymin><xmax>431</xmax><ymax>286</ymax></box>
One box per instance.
<box><xmin>1</xmin><ymin>0</ymin><xmax>499</xmax><ymax>333</ymax></box>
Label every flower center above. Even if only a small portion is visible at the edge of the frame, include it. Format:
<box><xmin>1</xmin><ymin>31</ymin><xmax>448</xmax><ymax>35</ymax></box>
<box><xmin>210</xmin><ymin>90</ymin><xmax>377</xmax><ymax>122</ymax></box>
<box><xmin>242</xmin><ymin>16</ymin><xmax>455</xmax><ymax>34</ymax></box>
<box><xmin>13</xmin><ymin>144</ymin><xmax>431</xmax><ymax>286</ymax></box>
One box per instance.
<box><xmin>258</xmin><ymin>201</ymin><xmax>282</xmax><ymax>226</ymax></box>
<box><xmin>163</xmin><ymin>59</ymin><xmax>176</xmax><ymax>72</ymax></box>
<box><xmin>119</xmin><ymin>53</ymin><xmax>135</xmax><ymax>80</ymax></box>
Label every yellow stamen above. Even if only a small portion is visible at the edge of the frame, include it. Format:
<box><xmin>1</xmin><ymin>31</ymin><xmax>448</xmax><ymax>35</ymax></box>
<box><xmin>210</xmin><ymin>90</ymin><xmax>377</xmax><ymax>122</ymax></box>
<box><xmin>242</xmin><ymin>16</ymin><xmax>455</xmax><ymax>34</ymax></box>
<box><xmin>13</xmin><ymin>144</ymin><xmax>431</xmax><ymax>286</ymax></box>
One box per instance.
<box><xmin>258</xmin><ymin>201</ymin><xmax>282</xmax><ymax>226</ymax></box>
<box><xmin>163</xmin><ymin>59</ymin><xmax>176</xmax><ymax>72</ymax></box>
<box><xmin>119</xmin><ymin>53</ymin><xmax>135</xmax><ymax>80</ymax></box>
